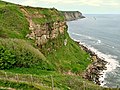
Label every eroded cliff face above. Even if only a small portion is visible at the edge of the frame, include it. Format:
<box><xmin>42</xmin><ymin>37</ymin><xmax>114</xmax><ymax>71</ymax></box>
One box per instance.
<box><xmin>20</xmin><ymin>6</ymin><xmax>67</xmax><ymax>46</ymax></box>
<box><xmin>62</xmin><ymin>11</ymin><xmax>85</xmax><ymax>21</ymax></box>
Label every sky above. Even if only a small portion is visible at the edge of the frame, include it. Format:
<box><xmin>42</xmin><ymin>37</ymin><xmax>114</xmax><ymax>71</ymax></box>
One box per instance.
<box><xmin>2</xmin><ymin>0</ymin><xmax>120</xmax><ymax>14</ymax></box>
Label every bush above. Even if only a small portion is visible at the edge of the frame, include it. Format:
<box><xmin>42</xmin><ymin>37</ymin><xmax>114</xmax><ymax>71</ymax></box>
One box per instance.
<box><xmin>0</xmin><ymin>38</ymin><xmax>47</xmax><ymax>69</ymax></box>
<box><xmin>0</xmin><ymin>46</ymin><xmax>16</xmax><ymax>69</ymax></box>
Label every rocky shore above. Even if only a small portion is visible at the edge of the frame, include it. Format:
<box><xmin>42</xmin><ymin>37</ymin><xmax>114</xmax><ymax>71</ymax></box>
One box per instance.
<box><xmin>76</xmin><ymin>41</ymin><xmax>107</xmax><ymax>85</ymax></box>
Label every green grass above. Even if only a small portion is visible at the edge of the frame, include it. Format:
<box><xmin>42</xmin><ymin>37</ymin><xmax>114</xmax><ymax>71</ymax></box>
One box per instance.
<box><xmin>0</xmin><ymin>3</ymin><xmax>29</xmax><ymax>38</ymax></box>
<box><xmin>0</xmin><ymin>31</ymin><xmax>91</xmax><ymax>74</ymax></box>
<box><xmin>32</xmin><ymin>18</ymin><xmax>48</xmax><ymax>24</ymax></box>
<box><xmin>0</xmin><ymin>1</ymin><xmax>90</xmax><ymax>74</ymax></box>
<box><xmin>1</xmin><ymin>70</ymin><xmax>117</xmax><ymax>90</ymax></box>
<box><xmin>5</xmin><ymin>68</ymin><xmax>58</xmax><ymax>76</ymax></box>
<box><xmin>0</xmin><ymin>0</ymin><xmax>118</xmax><ymax>90</ymax></box>
<box><xmin>25</xmin><ymin>6</ymin><xmax>64</xmax><ymax>24</ymax></box>
<box><xmin>0</xmin><ymin>38</ymin><xmax>49</xmax><ymax>69</ymax></box>
<box><xmin>0</xmin><ymin>79</ymin><xmax>51</xmax><ymax>90</ymax></box>
<box><xmin>39</xmin><ymin>30</ymin><xmax>91</xmax><ymax>74</ymax></box>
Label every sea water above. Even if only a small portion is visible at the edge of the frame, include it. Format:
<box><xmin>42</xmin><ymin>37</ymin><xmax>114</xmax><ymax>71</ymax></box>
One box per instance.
<box><xmin>67</xmin><ymin>14</ymin><xmax>120</xmax><ymax>88</ymax></box>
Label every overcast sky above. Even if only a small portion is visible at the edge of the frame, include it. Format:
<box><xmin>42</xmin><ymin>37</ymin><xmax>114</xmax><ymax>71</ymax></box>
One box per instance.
<box><xmin>2</xmin><ymin>0</ymin><xmax>120</xmax><ymax>14</ymax></box>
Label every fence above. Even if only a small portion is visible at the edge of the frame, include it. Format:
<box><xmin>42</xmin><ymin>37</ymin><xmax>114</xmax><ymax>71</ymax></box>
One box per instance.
<box><xmin>0</xmin><ymin>70</ymin><xmax>52</xmax><ymax>89</ymax></box>
<box><xmin>0</xmin><ymin>70</ymin><xmax>119</xmax><ymax>90</ymax></box>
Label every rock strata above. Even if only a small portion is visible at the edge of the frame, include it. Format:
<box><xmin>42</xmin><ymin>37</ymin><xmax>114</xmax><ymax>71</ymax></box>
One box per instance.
<box><xmin>20</xmin><ymin>7</ymin><xmax>67</xmax><ymax>46</ymax></box>
<box><xmin>62</xmin><ymin>11</ymin><xmax>85</xmax><ymax>21</ymax></box>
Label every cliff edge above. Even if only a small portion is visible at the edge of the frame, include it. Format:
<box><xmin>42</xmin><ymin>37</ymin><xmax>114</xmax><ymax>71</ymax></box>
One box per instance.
<box><xmin>62</xmin><ymin>11</ymin><xmax>85</xmax><ymax>21</ymax></box>
<box><xmin>0</xmin><ymin>1</ymin><xmax>112</xmax><ymax>90</ymax></box>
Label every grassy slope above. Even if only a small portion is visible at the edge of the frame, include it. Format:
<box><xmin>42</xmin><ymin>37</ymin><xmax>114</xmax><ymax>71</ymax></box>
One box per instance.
<box><xmin>0</xmin><ymin>1</ymin><xmax>117</xmax><ymax>90</ymax></box>
<box><xmin>0</xmin><ymin>1</ymin><xmax>29</xmax><ymax>38</ymax></box>
<box><xmin>0</xmin><ymin>79</ymin><xmax>51</xmax><ymax>90</ymax></box>
<box><xmin>45</xmin><ymin>31</ymin><xmax>91</xmax><ymax>73</ymax></box>
<box><xmin>0</xmin><ymin>0</ymin><xmax>90</xmax><ymax>72</ymax></box>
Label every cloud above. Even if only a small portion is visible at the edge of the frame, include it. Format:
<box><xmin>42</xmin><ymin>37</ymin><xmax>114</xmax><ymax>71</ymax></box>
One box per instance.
<box><xmin>41</xmin><ymin>0</ymin><xmax>62</xmax><ymax>3</ymax></box>
<box><xmin>2</xmin><ymin>0</ymin><xmax>120</xmax><ymax>14</ymax></box>
<box><xmin>43</xmin><ymin>0</ymin><xmax>120</xmax><ymax>7</ymax></box>
<box><xmin>21</xmin><ymin>0</ymin><xmax>36</xmax><ymax>5</ymax></box>
<box><xmin>73</xmin><ymin>0</ymin><xmax>120</xmax><ymax>7</ymax></box>
<box><xmin>60</xmin><ymin>0</ymin><xmax>120</xmax><ymax>7</ymax></box>
<box><xmin>3</xmin><ymin>0</ymin><xmax>120</xmax><ymax>7</ymax></box>
<box><xmin>78</xmin><ymin>0</ymin><xmax>103</xmax><ymax>6</ymax></box>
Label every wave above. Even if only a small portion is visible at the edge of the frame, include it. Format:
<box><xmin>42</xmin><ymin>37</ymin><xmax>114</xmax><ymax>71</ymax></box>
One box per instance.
<box><xmin>71</xmin><ymin>33</ymin><xmax>102</xmax><ymax>45</ymax></box>
<box><xmin>71</xmin><ymin>32</ymin><xmax>93</xmax><ymax>40</ymax></box>
<box><xmin>73</xmin><ymin>39</ymin><xmax>120</xmax><ymax>86</ymax></box>
<box><xmin>97</xmin><ymin>40</ymin><xmax>101</xmax><ymax>44</ymax></box>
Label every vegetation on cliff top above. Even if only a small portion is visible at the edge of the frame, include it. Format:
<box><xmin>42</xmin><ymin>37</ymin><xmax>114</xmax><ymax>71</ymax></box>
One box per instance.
<box><xmin>0</xmin><ymin>0</ymin><xmax>90</xmax><ymax>72</ymax></box>
<box><xmin>0</xmin><ymin>0</ymin><xmax>117</xmax><ymax>89</ymax></box>
<box><xmin>0</xmin><ymin>2</ymin><xmax>29</xmax><ymax>38</ymax></box>
<box><xmin>25</xmin><ymin>6</ymin><xmax>64</xmax><ymax>24</ymax></box>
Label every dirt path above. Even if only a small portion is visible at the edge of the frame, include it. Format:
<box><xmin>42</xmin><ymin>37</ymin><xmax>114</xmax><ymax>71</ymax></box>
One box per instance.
<box><xmin>20</xmin><ymin>7</ymin><xmax>35</xmax><ymax>30</ymax></box>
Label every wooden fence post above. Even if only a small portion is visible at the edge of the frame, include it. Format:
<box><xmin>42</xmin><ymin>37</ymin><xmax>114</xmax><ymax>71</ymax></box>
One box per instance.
<box><xmin>83</xmin><ymin>81</ymin><xmax>85</xmax><ymax>90</ymax></box>
<box><xmin>16</xmin><ymin>74</ymin><xmax>19</xmax><ymax>82</ymax></box>
<box><xmin>51</xmin><ymin>75</ymin><xmax>54</xmax><ymax>90</ymax></box>
<box><xmin>4</xmin><ymin>72</ymin><xmax>7</xmax><ymax>79</ymax></box>
<box><xmin>30</xmin><ymin>75</ymin><xmax>33</xmax><ymax>84</ymax></box>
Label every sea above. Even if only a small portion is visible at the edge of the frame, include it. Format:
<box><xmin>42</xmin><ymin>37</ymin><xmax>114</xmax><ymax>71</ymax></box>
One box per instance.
<box><xmin>67</xmin><ymin>14</ymin><xmax>120</xmax><ymax>88</ymax></box>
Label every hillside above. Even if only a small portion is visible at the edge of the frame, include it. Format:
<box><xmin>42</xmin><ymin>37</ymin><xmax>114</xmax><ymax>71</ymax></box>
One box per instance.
<box><xmin>0</xmin><ymin>0</ymin><xmax>117</xmax><ymax>90</ymax></box>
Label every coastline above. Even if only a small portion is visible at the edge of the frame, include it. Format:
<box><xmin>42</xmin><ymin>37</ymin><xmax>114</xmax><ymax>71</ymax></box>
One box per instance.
<box><xmin>75</xmin><ymin>40</ymin><xmax>108</xmax><ymax>85</ymax></box>
<box><xmin>67</xmin><ymin>15</ymin><xmax>120</xmax><ymax>88</ymax></box>
<box><xmin>67</xmin><ymin>17</ymin><xmax>120</xmax><ymax>87</ymax></box>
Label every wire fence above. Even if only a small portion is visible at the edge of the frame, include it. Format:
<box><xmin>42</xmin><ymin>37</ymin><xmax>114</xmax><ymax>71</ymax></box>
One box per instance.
<box><xmin>0</xmin><ymin>70</ymin><xmax>119</xmax><ymax>90</ymax></box>
<box><xmin>0</xmin><ymin>71</ymin><xmax>51</xmax><ymax>89</ymax></box>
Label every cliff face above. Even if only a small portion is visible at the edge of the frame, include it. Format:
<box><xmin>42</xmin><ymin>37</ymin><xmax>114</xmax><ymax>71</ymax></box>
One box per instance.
<box><xmin>20</xmin><ymin>6</ymin><xmax>67</xmax><ymax>46</ymax></box>
<box><xmin>62</xmin><ymin>11</ymin><xmax>85</xmax><ymax>21</ymax></box>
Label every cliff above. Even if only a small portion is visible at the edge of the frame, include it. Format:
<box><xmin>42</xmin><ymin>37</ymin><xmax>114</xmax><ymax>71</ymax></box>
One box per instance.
<box><xmin>20</xmin><ymin>6</ymin><xmax>66</xmax><ymax>46</ymax></box>
<box><xmin>0</xmin><ymin>1</ymin><xmax>114</xmax><ymax>90</ymax></box>
<box><xmin>0</xmin><ymin>1</ymin><xmax>91</xmax><ymax>89</ymax></box>
<box><xmin>62</xmin><ymin>11</ymin><xmax>85</xmax><ymax>21</ymax></box>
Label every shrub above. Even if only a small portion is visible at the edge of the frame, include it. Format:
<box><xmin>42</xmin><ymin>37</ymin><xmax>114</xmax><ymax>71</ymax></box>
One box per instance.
<box><xmin>0</xmin><ymin>46</ymin><xmax>16</xmax><ymax>69</ymax></box>
<box><xmin>0</xmin><ymin>38</ymin><xmax>47</xmax><ymax>69</ymax></box>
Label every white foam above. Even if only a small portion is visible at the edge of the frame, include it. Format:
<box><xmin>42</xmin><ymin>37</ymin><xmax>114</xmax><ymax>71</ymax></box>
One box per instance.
<box><xmin>112</xmin><ymin>46</ymin><xmax>115</xmax><ymax>48</ymax></box>
<box><xmin>72</xmin><ymin>33</ymin><xmax>103</xmax><ymax>46</ymax></box>
<box><xmin>97</xmin><ymin>40</ymin><xmax>101</xmax><ymax>44</ymax></box>
<box><xmin>72</xmin><ymin>38</ymin><xmax>80</xmax><ymax>42</ymax></box>
<box><xmin>72</xmin><ymin>33</ymin><xmax>93</xmax><ymax>40</ymax></box>
<box><xmin>106</xmin><ymin>44</ymin><xmax>115</xmax><ymax>49</ymax></box>
<box><xmin>95</xmin><ymin>40</ymin><xmax>102</xmax><ymax>45</ymax></box>
<box><xmin>78</xmin><ymin>41</ymin><xmax>120</xmax><ymax>86</ymax></box>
